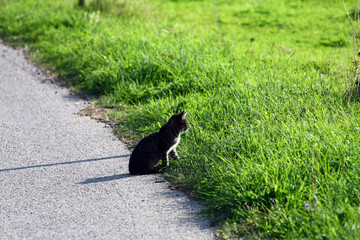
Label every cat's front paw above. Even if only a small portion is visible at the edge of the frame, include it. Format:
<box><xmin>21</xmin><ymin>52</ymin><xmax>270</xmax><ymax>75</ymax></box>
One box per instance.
<box><xmin>169</xmin><ymin>151</ymin><xmax>179</xmax><ymax>160</ymax></box>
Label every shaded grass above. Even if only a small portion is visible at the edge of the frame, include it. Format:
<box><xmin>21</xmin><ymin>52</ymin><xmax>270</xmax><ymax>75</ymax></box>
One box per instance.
<box><xmin>1</xmin><ymin>0</ymin><xmax>360</xmax><ymax>238</ymax></box>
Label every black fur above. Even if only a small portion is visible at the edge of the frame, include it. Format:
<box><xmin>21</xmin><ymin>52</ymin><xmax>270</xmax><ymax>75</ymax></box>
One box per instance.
<box><xmin>128</xmin><ymin>111</ymin><xmax>189</xmax><ymax>175</ymax></box>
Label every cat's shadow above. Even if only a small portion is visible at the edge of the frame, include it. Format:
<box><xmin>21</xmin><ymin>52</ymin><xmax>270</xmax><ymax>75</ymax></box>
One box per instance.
<box><xmin>78</xmin><ymin>173</ymin><xmax>133</xmax><ymax>184</ymax></box>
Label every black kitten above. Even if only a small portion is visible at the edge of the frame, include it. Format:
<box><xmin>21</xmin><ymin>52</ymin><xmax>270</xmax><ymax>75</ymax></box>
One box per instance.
<box><xmin>129</xmin><ymin>111</ymin><xmax>189</xmax><ymax>175</ymax></box>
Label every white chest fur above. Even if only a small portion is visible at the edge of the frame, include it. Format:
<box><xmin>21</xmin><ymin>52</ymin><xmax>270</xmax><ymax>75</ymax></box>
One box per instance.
<box><xmin>167</xmin><ymin>134</ymin><xmax>181</xmax><ymax>154</ymax></box>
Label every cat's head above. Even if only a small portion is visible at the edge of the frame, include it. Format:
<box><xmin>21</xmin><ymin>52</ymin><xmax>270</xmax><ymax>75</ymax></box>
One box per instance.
<box><xmin>169</xmin><ymin>111</ymin><xmax>189</xmax><ymax>133</ymax></box>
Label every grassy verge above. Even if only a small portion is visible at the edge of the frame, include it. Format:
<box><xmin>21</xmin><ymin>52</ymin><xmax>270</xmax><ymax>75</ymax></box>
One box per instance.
<box><xmin>1</xmin><ymin>0</ymin><xmax>360</xmax><ymax>238</ymax></box>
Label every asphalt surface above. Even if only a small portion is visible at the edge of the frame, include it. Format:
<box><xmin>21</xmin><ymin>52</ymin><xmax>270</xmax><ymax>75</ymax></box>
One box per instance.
<box><xmin>0</xmin><ymin>43</ymin><xmax>215</xmax><ymax>240</ymax></box>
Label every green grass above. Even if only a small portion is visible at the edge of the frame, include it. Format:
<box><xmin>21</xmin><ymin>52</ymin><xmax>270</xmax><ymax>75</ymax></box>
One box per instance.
<box><xmin>1</xmin><ymin>0</ymin><xmax>360</xmax><ymax>238</ymax></box>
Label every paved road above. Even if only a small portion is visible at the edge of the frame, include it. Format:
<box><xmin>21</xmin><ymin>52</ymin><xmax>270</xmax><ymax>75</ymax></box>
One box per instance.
<box><xmin>0</xmin><ymin>43</ymin><xmax>215</xmax><ymax>240</ymax></box>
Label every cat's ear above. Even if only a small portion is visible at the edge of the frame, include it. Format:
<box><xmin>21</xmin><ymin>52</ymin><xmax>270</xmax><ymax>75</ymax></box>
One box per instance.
<box><xmin>181</xmin><ymin>111</ymin><xmax>187</xmax><ymax>119</ymax></box>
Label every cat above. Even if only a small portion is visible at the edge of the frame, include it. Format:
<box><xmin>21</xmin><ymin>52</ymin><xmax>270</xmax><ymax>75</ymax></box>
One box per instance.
<box><xmin>128</xmin><ymin>111</ymin><xmax>189</xmax><ymax>175</ymax></box>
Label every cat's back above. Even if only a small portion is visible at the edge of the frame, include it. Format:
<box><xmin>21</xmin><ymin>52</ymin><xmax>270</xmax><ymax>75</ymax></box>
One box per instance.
<box><xmin>131</xmin><ymin>133</ymin><xmax>159</xmax><ymax>153</ymax></box>
<box><xmin>129</xmin><ymin>132</ymin><xmax>160</xmax><ymax>164</ymax></box>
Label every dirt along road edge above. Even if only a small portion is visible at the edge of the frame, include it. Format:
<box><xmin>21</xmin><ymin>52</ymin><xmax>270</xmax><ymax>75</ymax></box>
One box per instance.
<box><xmin>0</xmin><ymin>43</ymin><xmax>216</xmax><ymax>239</ymax></box>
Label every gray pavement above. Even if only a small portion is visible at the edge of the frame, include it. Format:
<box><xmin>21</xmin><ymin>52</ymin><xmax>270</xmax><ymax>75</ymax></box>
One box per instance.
<box><xmin>0</xmin><ymin>43</ymin><xmax>215</xmax><ymax>239</ymax></box>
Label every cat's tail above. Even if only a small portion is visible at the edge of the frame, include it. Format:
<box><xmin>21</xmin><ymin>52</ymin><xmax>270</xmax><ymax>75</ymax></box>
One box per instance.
<box><xmin>129</xmin><ymin>167</ymin><xmax>160</xmax><ymax>175</ymax></box>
